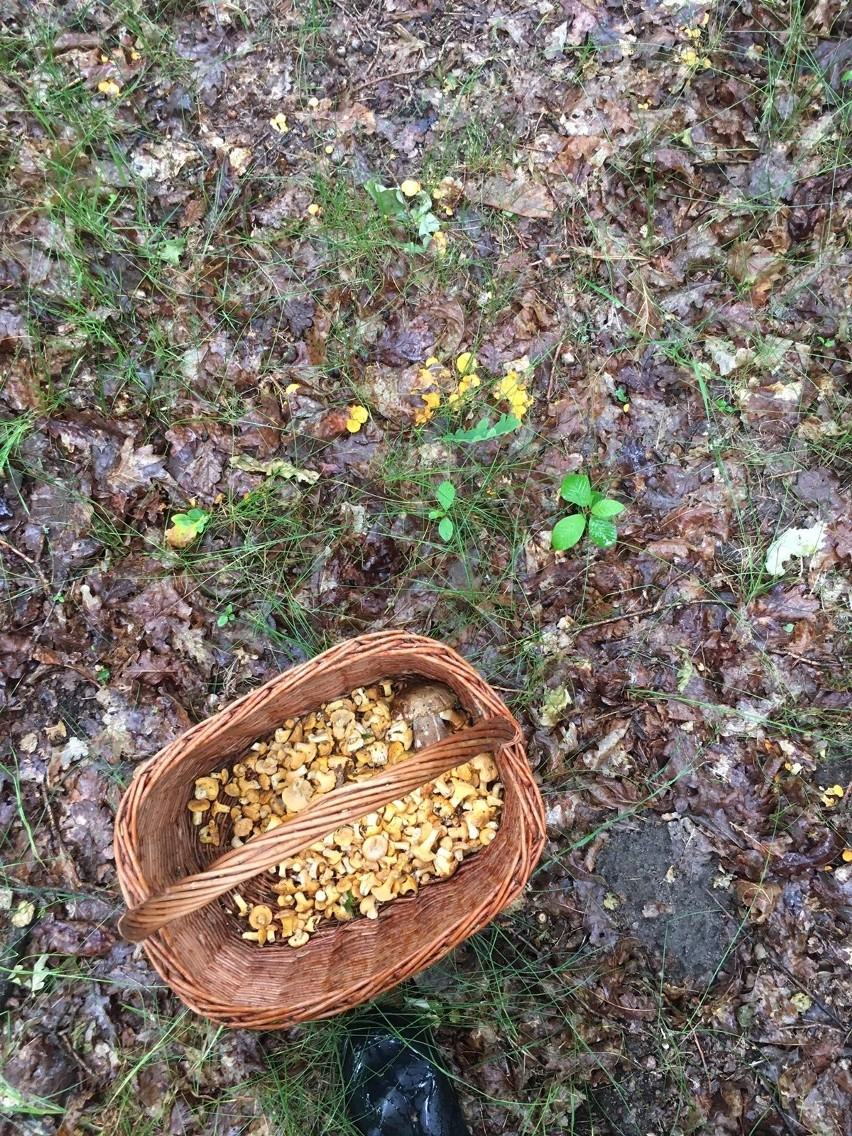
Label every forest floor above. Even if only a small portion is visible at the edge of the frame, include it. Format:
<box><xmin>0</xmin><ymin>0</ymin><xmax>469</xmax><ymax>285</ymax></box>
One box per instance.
<box><xmin>1</xmin><ymin>1</ymin><xmax>852</xmax><ymax>1134</ymax></box>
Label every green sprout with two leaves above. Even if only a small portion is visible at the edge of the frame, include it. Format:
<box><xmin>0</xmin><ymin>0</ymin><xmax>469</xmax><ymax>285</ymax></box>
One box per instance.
<box><xmin>429</xmin><ymin>480</ymin><xmax>457</xmax><ymax>542</ymax></box>
<box><xmin>216</xmin><ymin>603</ymin><xmax>236</xmax><ymax>628</ymax></box>
<box><xmin>552</xmin><ymin>474</ymin><xmax>624</xmax><ymax>551</ymax></box>
<box><xmin>444</xmin><ymin>413</ymin><xmax>520</xmax><ymax>445</ymax></box>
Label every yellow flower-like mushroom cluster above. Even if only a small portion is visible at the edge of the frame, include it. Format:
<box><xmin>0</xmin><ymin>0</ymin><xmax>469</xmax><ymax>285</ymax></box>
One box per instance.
<box><xmin>346</xmin><ymin>404</ymin><xmax>369</xmax><ymax>433</ymax></box>
<box><xmin>413</xmin><ymin>351</ymin><xmax>535</xmax><ymax>423</ymax></box>
<box><xmin>493</xmin><ymin>359</ymin><xmax>534</xmax><ymax>419</ymax></box>
<box><xmin>189</xmin><ymin>682</ymin><xmax>502</xmax><ymax>947</ymax></box>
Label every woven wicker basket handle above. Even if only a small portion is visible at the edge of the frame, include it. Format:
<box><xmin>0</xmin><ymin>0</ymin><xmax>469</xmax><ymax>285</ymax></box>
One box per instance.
<box><xmin>118</xmin><ymin>716</ymin><xmax>517</xmax><ymax>942</ymax></box>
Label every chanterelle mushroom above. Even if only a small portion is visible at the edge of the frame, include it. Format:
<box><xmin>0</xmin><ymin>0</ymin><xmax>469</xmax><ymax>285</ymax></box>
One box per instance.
<box><xmin>190</xmin><ymin>678</ymin><xmax>502</xmax><ymax>948</ymax></box>
<box><xmin>280</xmin><ymin>778</ymin><xmax>313</xmax><ymax>813</ymax></box>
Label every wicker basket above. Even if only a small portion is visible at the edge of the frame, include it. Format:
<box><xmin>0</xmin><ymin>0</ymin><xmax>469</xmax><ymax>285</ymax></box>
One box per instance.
<box><xmin>114</xmin><ymin>631</ymin><xmax>546</xmax><ymax>1029</ymax></box>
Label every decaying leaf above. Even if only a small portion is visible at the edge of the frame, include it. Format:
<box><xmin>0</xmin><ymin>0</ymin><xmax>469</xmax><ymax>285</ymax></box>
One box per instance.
<box><xmin>537</xmin><ymin>686</ymin><xmax>572</xmax><ymax>728</ymax></box>
<box><xmin>110</xmin><ymin>438</ymin><xmax>167</xmax><ymax>494</ymax></box>
<box><xmin>735</xmin><ymin>880</ymin><xmax>782</xmax><ymax>924</ymax></box>
<box><xmin>164</xmin><ymin>508</ymin><xmax>210</xmax><ymax>549</ymax></box>
<box><xmin>765</xmin><ymin>523</ymin><xmax>827</xmax><ymax>576</ymax></box>
<box><xmin>229</xmin><ymin>454</ymin><xmax>320</xmax><ymax>483</ymax></box>
<box><xmin>479</xmin><ymin>173</ymin><xmax>556</xmax><ymax>218</ymax></box>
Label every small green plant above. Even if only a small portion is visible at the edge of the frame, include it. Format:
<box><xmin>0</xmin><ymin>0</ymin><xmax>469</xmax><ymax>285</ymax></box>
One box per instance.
<box><xmin>428</xmin><ymin>480</ymin><xmax>457</xmax><ymax>541</ymax></box>
<box><xmin>445</xmin><ymin>413</ymin><xmax>520</xmax><ymax>444</ymax></box>
<box><xmin>552</xmin><ymin>474</ymin><xmax>624</xmax><ymax>551</ymax></box>
<box><xmin>216</xmin><ymin>603</ymin><xmax>236</xmax><ymax>628</ymax></box>
<box><xmin>364</xmin><ymin>179</ymin><xmax>441</xmax><ymax>253</ymax></box>
<box><xmin>714</xmin><ymin>396</ymin><xmax>737</xmax><ymax>415</ymax></box>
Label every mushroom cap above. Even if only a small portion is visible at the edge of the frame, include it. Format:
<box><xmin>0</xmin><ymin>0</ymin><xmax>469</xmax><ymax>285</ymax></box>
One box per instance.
<box><xmin>393</xmin><ymin>682</ymin><xmax>458</xmax><ymax>720</ymax></box>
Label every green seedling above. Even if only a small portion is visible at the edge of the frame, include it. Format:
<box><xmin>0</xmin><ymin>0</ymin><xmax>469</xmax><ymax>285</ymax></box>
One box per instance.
<box><xmin>364</xmin><ymin>180</ymin><xmax>441</xmax><ymax>253</ymax></box>
<box><xmin>552</xmin><ymin>474</ymin><xmax>624</xmax><ymax>551</ymax></box>
<box><xmin>445</xmin><ymin>413</ymin><xmax>521</xmax><ymax>444</ymax></box>
<box><xmin>216</xmin><ymin>603</ymin><xmax>236</xmax><ymax>628</ymax></box>
<box><xmin>428</xmin><ymin>480</ymin><xmax>457</xmax><ymax>541</ymax></box>
<box><xmin>714</xmin><ymin>396</ymin><xmax>737</xmax><ymax>414</ymax></box>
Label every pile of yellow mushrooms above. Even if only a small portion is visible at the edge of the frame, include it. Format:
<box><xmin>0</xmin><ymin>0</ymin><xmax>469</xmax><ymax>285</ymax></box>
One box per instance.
<box><xmin>188</xmin><ymin>681</ymin><xmax>502</xmax><ymax>947</ymax></box>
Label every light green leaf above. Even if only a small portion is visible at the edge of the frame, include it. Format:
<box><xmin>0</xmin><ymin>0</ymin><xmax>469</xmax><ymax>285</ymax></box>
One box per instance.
<box><xmin>560</xmin><ymin>473</ymin><xmax>592</xmax><ymax>507</ymax></box>
<box><xmin>588</xmin><ymin>516</ymin><xmax>618</xmax><ymax>548</ymax></box>
<box><xmin>364</xmin><ymin>180</ymin><xmax>405</xmax><ymax>218</ymax></box>
<box><xmin>552</xmin><ymin>513</ymin><xmax>586</xmax><ymax>551</ymax></box>
<box><xmin>445</xmin><ymin>413</ymin><xmax>521</xmax><ymax>444</ymax></box>
<box><xmin>436</xmin><ymin>480</ymin><xmax>456</xmax><ymax>511</ymax></box>
<box><xmin>591</xmin><ymin>498</ymin><xmax>624</xmax><ymax>519</ymax></box>
<box><xmin>154</xmin><ymin>238</ymin><xmax>185</xmax><ymax>266</ymax></box>
<box><xmin>438</xmin><ymin>516</ymin><xmax>454</xmax><ymax>542</ymax></box>
<box><xmin>417</xmin><ymin>212</ymin><xmax>441</xmax><ymax>240</ymax></box>
<box><xmin>411</xmin><ymin>191</ymin><xmax>434</xmax><ymax>217</ymax></box>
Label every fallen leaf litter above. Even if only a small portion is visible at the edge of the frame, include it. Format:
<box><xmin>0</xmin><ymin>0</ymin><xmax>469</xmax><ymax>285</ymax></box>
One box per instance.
<box><xmin>188</xmin><ymin>681</ymin><xmax>502</xmax><ymax>947</ymax></box>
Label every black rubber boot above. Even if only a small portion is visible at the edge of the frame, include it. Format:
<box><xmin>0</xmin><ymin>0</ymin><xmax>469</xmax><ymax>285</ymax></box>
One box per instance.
<box><xmin>341</xmin><ymin>1009</ymin><xmax>471</xmax><ymax>1136</ymax></box>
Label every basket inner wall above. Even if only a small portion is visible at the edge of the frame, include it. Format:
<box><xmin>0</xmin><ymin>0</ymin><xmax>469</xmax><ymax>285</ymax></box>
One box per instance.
<box><xmin>132</xmin><ymin>649</ymin><xmax>527</xmax><ymax>1008</ymax></box>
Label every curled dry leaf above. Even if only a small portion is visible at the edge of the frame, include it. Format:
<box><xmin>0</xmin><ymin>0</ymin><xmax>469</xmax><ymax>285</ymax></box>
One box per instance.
<box><xmin>734</xmin><ymin>879</ymin><xmax>782</xmax><ymax>924</ymax></box>
<box><xmin>109</xmin><ymin>438</ymin><xmax>167</xmax><ymax>495</ymax></box>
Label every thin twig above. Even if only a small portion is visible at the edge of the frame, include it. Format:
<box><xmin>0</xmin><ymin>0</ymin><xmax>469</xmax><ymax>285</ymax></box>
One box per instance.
<box><xmin>0</xmin><ymin>534</ymin><xmax>52</xmax><ymax>594</ymax></box>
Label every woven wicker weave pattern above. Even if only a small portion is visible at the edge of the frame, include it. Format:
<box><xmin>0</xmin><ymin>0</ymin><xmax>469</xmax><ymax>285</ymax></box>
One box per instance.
<box><xmin>114</xmin><ymin>631</ymin><xmax>546</xmax><ymax>1029</ymax></box>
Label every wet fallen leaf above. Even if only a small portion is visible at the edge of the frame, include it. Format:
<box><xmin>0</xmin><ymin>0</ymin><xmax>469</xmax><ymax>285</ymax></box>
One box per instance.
<box><xmin>11</xmin><ymin>900</ymin><xmax>35</xmax><ymax>928</ymax></box>
<box><xmin>230</xmin><ymin>454</ymin><xmax>319</xmax><ymax>483</ymax></box>
<box><xmin>765</xmin><ymin>523</ymin><xmax>827</xmax><ymax>576</ymax></box>
<box><xmin>110</xmin><ymin>438</ymin><xmax>167</xmax><ymax>495</ymax></box>
<box><xmin>734</xmin><ymin>880</ymin><xmax>782</xmax><ymax>923</ymax></box>
<box><xmin>479</xmin><ymin>172</ymin><xmax>556</xmax><ymax>218</ymax></box>
<box><xmin>164</xmin><ymin>508</ymin><xmax>210</xmax><ymax>549</ymax></box>
<box><xmin>228</xmin><ymin>146</ymin><xmax>251</xmax><ymax>175</ymax></box>
<box><xmin>537</xmin><ymin>686</ymin><xmax>572</xmax><ymax>728</ymax></box>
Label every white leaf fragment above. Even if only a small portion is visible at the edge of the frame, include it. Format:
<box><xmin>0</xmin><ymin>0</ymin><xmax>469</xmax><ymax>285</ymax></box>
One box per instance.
<box><xmin>543</xmin><ymin>21</ymin><xmax>568</xmax><ymax>60</ymax></box>
<box><xmin>765</xmin><ymin>522</ymin><xmax>827</xmax><ymax>577</ymax></box>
